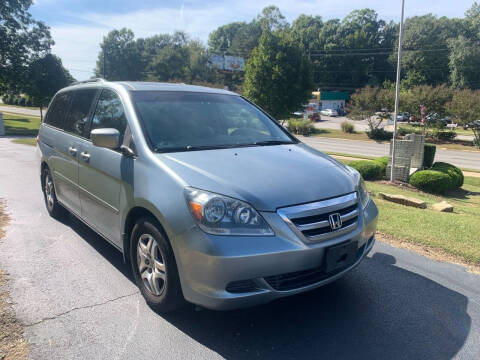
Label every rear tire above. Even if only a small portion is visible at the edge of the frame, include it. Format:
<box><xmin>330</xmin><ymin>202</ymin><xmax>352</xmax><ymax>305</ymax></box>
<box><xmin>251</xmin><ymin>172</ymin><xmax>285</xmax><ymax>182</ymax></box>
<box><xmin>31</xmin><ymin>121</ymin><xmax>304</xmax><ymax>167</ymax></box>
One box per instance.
<box><xmin>41</xmin><ymin>167</ymin><xmax>68</xmax><ymax>219</ymax></box>
<box><xmin>130</xmin><ymin>216</ymin><xmax>185</xmax><ymax>313</ymax></box>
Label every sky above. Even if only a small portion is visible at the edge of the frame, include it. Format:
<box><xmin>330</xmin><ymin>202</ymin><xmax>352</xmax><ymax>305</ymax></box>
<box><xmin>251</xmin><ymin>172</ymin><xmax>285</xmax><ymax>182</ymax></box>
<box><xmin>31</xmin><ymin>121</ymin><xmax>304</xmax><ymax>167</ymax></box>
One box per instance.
<box><xmin>30</xmin><ymin>0</ymin><xmax>476</xmax><ymax>81</ymax></box>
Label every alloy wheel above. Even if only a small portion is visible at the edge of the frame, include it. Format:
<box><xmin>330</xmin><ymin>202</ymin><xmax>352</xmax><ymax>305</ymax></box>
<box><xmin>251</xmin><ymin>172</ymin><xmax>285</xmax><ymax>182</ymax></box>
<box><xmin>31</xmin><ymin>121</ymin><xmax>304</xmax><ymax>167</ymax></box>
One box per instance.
<box><xmin>137</xmin><ymin>234</ymin><xmax>166</xmax><ymax>296</ymax></box>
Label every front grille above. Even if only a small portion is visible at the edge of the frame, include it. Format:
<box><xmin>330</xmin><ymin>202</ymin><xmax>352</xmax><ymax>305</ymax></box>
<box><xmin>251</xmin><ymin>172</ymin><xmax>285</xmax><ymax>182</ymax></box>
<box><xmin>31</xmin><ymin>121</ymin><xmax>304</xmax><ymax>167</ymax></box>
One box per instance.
<box><xmin>226</xmin><ymin>279</ymin><xmax>259</xmax><ymax>293</ymax></box>
<box><xmin>264</xmin><ymin>242</ymin><xmax>366</xmax><ymax>291</ymax></box>
<box><xmin>278</xmin><ymin>192</ymin><xmax>359</xmax><ymax>242</ymax></box>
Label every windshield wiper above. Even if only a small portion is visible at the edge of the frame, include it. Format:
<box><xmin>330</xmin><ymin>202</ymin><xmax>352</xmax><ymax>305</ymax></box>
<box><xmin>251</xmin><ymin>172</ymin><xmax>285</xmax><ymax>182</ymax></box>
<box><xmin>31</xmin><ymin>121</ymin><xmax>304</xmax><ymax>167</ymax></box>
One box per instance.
<box><xmin>253</xmin><ymin>140</ymin><xmax>294</xmax><ymax>146</ymax></box>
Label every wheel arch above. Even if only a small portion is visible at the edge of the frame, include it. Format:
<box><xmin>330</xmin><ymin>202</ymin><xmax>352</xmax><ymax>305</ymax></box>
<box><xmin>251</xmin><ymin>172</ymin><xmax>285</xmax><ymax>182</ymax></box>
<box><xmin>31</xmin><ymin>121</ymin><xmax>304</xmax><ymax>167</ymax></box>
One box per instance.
<box><xmin>122</xmin><ymin>203</ymin><xmax>171</xmax><ymax>262</ymax></box>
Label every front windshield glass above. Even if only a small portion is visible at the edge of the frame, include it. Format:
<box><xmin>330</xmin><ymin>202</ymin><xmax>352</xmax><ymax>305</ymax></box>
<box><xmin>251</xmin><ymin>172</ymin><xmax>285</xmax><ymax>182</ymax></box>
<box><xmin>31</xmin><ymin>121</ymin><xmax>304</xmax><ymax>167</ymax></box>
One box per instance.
<box><xmin>132</xmin><ymin>91</ymin><xmax>295</xmax><ymax>152</ymax></box>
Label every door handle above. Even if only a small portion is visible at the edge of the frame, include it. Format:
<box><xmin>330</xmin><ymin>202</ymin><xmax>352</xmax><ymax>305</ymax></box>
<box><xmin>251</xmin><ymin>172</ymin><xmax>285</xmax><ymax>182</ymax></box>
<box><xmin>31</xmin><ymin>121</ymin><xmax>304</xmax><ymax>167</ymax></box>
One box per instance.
<box><xmin>80</xmin><ymin>152</ymin><xmax>90</xmax><ymax>162</ymax></box>
<box><xmin>68</xmin><ymin>146</ymin><xmax>77</xmax><ymax>156</ymax></box>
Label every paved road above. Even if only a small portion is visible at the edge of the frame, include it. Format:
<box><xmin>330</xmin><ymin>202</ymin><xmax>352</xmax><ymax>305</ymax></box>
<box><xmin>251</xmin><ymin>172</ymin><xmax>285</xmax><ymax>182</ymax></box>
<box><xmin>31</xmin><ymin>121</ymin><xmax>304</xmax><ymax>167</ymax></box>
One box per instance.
<box><xmin>0</xmin><ymin>105</ymin><xmax>41</xmax><ymax>117</ymax></box>
<box><xmin>299</xmin><ymin>136</ymin><xmax>480</xmax><ymax>170</ymax></box>
<box><xmin>312</xmin><ymin>116</ymin><xmax>475</xmax><ymax>141</ymax></box>
<box><xmin>0</xmin><ymin>138</ymin><xmax>479</xmax><ymax>359</ymax></box>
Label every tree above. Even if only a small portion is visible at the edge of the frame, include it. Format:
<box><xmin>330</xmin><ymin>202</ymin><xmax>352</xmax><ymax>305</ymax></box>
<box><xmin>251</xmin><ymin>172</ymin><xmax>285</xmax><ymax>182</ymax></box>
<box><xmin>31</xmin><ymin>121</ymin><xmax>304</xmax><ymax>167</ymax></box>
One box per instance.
<box><xmin>448</xmin><ymin>36</ymin><xmax>480</xmax><ymax>89</ymax></box>
<box><xmin>446</xmin><ymin>89</ymin><xmax>480</xmax><ymax>148</ymax></box>
<box><xmin>257</xmin><ymin>6</ymin><xmax>288</xmax><ymax>32</ymax></box>
<box><xmin>0</xmin><ymin>0</ymin><xmax>53</xmax><ymax>93</ymax></box>
<box><xmin>397</xmin><ymin>15</ymin><xmax>462</xmax><ymax>86</ymax></box>
<box><xmin>95</xmin><ymin>28</ymin><xmax>144</xmax><ymax>81</ymax></box>
<box><xmin>347</xmin><ymin>86</ymin><xmax>391</xmax><ymax>130</ymax></box>
<box><xmin>243</xmin><ymin>30</ymin><xmax>313</xmax><ymax>119</ymax></box>
<box><xmin>23</xmin><ymin>54</ymin><xmax>75</xmax><ymax>119</ymax></box>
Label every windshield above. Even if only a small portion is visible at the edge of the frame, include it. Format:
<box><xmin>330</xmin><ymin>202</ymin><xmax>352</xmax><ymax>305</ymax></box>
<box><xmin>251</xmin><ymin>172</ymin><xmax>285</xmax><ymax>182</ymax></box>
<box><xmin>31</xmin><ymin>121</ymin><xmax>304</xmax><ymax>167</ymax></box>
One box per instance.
<box><xmin>132</xmin><ymin>91</ymin><xmax>295</xmax><ymax>152</ymax></box>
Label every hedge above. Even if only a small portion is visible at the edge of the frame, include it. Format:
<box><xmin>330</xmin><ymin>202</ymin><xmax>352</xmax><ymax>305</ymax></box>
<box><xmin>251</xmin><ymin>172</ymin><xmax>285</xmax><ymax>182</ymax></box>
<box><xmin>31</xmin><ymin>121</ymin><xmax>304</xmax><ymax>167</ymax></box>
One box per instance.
<box><xmin>366</xmin><ymin>128</ymin><xmax>393</xmax><ymax>141</ymax></box>
<box><xmin>347</xmin><ymin>160</ymin><xmax>384</xmax><ymax>181</ymax></box>
<box><xmin>423</xmin><ymin>143</ymin><xmax>436</xmax><ymax>168</ymax></box>
<box><xmin>409</xmin><ymin>162</ymin><xmax>463</xmax><ymax>194</ymax></box>
<box><xmin>431</xmin><ymin>162</ymin><xmax>464</xmax><ymax>188</ymax></box>
<box><xmin>287</xmin><ymin>119</ymin><xmax>314</xmax><ymax>135</ymax></box>
<box><xmin>374</xmin><ymin>156</ymin><xmax>389</xmax><ymax>179</ymax></box>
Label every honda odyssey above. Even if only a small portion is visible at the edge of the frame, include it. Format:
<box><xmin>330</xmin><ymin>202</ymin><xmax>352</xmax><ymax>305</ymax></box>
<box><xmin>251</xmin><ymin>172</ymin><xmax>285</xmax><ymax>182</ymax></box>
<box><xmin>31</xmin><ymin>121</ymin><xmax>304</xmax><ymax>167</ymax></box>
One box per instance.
<box><xmin>37</xmin><ymin>79</ymin><xmax>378</xmax><ymax>312</ymax></box>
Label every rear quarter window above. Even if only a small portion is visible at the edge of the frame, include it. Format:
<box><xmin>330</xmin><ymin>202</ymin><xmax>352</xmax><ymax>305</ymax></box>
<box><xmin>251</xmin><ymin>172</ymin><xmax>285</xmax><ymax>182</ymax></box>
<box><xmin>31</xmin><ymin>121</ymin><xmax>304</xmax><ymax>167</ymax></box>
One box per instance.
<box><xmin>44</xmin><ymin>92</ymin><xmax>72</xmax><ymax>129</ymax></box>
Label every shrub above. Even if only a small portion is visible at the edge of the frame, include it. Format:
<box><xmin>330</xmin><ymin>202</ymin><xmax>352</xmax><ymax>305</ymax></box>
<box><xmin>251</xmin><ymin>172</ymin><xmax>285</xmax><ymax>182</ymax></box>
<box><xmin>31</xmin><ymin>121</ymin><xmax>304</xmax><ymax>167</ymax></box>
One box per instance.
<box><xmin>366</xmin><ymin>128</ymin><xmax>393</xmax><ymax>141</ymax></box>
<box><xmin>398</xmin><ymin>127</ymin><xmax>423</xmax><ymax>136</ymax></box>
<box><xmin>347</xmin><ymin>160</ymin><xmax>383</xmax><ymax>181</ymax></box>
<box><xmin>431</xmin><ymin>162</ymin><xmax>464</xmax><ymax>189</ymax></box>
<box><xmin>374</xmin><ymin>156</ymin><xmax>389</xmax><ymax>179</ymax></box>
<box><xmin>430</xmin><ymin>129</ymin><xmax>456</xmax><ymax>142</ymax></box>
<box><xmin>19</xmin><ymin>97</ymin><xmax>26</xmax><ymax>106</ymax></box>
<box><xmin>287</xmin><ymin>119</ymin><xmax>314</xmax><ymax>136</ymax></box>
<box><xmin>423</xmin><ymin>143</ymin><xmax>436</xmax><ymax>168</ymax></box>
<box><xmin>341</xmin><ymin>121</ymin><xmax>355</xmax><ymax>133</ymax></box>
<box><xmin>409</xmin><ymin>170</ymin><xmax>452</xmax><ymax>194</ymax></box>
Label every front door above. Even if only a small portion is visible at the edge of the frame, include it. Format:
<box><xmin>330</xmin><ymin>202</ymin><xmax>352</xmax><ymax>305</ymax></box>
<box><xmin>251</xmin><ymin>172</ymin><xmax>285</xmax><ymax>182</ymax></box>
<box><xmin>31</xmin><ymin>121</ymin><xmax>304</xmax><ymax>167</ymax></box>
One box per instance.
<box><xmin>78</xmin><ymin>89</ymin><xmax>128</xmax><ymax>247</ymax></box>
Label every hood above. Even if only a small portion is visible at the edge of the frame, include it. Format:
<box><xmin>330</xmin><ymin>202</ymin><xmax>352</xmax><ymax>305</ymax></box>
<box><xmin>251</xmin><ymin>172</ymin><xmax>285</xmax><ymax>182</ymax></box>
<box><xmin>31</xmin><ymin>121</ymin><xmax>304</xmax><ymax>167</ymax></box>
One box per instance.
<box><xmin>158</xmin><ymin>143</ymin><xmax>357</xmax><ymax>211</ymax></box>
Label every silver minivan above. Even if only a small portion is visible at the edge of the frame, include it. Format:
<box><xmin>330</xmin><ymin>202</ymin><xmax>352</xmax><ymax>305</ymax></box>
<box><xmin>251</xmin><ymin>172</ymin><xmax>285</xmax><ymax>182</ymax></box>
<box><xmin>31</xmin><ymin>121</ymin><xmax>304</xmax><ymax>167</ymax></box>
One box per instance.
<box><xmin>38</xmin><ymin>79</ymin><xmax>378</xmax><ymax>312</ymax></box>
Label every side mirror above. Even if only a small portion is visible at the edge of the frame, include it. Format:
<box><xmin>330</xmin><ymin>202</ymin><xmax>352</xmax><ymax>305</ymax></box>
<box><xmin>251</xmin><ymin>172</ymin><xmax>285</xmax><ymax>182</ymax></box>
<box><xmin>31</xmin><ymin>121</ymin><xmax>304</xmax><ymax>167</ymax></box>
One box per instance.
<box><xmin>91</xmin><ymin>128</ymin><xmax>120</xmax><ymax>149</ymax></box>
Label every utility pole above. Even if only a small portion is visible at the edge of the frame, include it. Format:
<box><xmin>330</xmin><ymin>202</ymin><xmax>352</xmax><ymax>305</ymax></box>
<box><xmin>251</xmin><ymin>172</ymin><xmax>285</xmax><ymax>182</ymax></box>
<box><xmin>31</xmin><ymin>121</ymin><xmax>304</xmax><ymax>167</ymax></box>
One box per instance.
<box><xmin>103</xmin><ymin>45</ymin><xmax>106</xmax><ymax>79</ymax></box>
<box><xmin>390</xmin><ymin>0</ymin><xmax>405</xmax><ymax>182</ymax></box>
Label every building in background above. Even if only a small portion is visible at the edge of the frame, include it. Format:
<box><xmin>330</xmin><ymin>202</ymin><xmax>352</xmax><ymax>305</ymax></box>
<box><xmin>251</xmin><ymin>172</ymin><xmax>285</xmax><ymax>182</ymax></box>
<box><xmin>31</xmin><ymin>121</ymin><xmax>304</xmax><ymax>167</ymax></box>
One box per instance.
<box><xmin>311</xmin><ymin>91</ymin><xmax>349</xmax><ymax>111</ymax></box>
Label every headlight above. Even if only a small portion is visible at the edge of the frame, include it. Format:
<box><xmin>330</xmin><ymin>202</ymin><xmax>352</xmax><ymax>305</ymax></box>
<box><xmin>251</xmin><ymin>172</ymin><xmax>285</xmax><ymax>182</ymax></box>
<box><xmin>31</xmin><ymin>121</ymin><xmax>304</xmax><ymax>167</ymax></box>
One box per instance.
<box><xmin>358</xmin><ymin>177</ymin><xmax>370</xmax><ymax>208</ymax></box>
<box><xmin>184</xmin><ymin>187</ymin><xmax>274</xmax><ymax>236</ymax></box>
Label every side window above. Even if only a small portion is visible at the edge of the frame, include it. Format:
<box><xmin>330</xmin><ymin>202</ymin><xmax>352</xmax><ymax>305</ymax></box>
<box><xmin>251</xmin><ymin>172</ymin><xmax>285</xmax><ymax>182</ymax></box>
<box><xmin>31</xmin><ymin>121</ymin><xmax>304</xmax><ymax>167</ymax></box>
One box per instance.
<box><xmin>45</xmin><ymin>92</ymin><xmax>71</xmax><ymax>129</ymax></box>
<box><xmin>90</xmin><ymin>89</ymin><xmax>127</xmax><ymax>143</ymax></box>
<box><xmin>64</xmin><ymin>89</ymin><xmax>98</xmax><ymax>137</ymax></box>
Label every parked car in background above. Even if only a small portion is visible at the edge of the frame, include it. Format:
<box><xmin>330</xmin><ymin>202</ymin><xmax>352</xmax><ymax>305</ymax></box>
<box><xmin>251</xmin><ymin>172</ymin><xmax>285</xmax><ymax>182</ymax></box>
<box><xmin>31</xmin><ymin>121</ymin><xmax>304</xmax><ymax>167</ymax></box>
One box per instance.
<box><xmin>37</xmin><ymin>79</ymin><xmax>378</xmax><ymax>312</ymax></box>
<box><xmin>320</xmin><ymin>108</ymin><xmax>339</xmax><ymax>117</ymax></box>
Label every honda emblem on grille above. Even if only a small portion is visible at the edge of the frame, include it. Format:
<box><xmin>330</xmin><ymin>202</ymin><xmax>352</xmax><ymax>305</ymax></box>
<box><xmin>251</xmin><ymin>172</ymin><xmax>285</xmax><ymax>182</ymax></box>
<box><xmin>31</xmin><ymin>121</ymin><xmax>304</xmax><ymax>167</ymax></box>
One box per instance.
<box><xmin>328</xmin><ymin>213</ymin><xmax>342</xmax><ymax>230</ymax></box>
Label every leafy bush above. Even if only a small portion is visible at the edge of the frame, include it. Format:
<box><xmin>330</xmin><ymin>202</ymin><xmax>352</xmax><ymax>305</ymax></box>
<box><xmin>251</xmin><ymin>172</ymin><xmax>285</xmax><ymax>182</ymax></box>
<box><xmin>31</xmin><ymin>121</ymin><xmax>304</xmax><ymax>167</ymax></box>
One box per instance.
<box><xmin>374</xmin><ymin>156</ymin><xmax>389</xmax><ymax>178</ymax></box>
<box><xmin>423</xmin><ymin>143</ymin><xmax>436</xmax><ymax>168</ymax></box>
<box><xmin>19</xmin><ymin>97</ymin><xmax>26</xmax><ymax>106</ymax></box>
<box><xmin>474</xmin><ymin>138</ymin><xmax>480</xmax><ymax>149</ymax></box>
<box><xmin>409</xmin><ymin>170</ymin><xmax>452</xmax><ymax>194</ymax></box>
<box><xmin>410</xmin><ymin>162</ymin><xmax>463</xmax><ymax>194</ymax></box>
<box><xmin>431</xmin><ymin>162</ymin><xmax>464</xmax><ymax>189</ymax></box>
<box><xmin>287</xmin><ymin>119</ymin><xmax>314</xmax><ymax>136</ymax></box>
<box><xmin>366</xmin><ymin>128</ymin><xmax>393</xmax><ymax>141</ymax></box>
<box><xmin>347</xmin><ymin>160</ymin><xmax>384</xmax><ymax>180</ymax></box>
<box><xmin>398</xmin><ymin>127</ymin><xmax>423</xmax><ymax>136</ymax></box>
<box><xmin>430</xmin><ymin>129</ymin><xmax>456</xmax><ymax>142</ymax></box>
<box><xmin>341</xmin><ymin>121</ymin><xmax>355</xmax><ymax>133</ymax></box>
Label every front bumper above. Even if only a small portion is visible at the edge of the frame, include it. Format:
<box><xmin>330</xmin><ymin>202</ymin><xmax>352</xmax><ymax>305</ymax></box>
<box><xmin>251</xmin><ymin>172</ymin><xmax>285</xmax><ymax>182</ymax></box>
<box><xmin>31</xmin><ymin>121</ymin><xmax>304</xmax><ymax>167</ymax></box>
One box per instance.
<box><xmin>172</xmin><ymin>199</ymin><xmax>378</xmax><ymax>310</ymax></box>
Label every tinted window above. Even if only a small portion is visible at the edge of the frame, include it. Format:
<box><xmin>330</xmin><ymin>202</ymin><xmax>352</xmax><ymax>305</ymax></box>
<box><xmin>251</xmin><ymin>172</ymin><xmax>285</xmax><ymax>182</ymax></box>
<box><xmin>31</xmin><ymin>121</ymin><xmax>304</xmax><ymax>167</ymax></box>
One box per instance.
<box><xmin>64</xmin><ymin>89</ymin><xmax>98</xmax><ymax>136</ymax></box>
<box><xmin>45</xmin><ymin>92</ymin><xmax>71</xmax><ymax>128</ymax></box>
<box><xmin>90</xmin><ymin>89</ymin><xmax>127</xmax><ymax>143</ymax></box>
<box><xmin>132</xmin><ymin>91</ymin><xmax>293</xmax><ymax>152</ymax></box>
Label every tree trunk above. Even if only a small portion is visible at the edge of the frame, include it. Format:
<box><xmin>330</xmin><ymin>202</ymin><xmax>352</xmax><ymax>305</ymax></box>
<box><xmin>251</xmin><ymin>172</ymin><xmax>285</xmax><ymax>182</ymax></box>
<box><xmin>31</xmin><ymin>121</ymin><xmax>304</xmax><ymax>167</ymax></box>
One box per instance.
<box><xmin>40</xmin><ymin>107</ymin><xmax>43</xmax><ymax>122</ymax></box>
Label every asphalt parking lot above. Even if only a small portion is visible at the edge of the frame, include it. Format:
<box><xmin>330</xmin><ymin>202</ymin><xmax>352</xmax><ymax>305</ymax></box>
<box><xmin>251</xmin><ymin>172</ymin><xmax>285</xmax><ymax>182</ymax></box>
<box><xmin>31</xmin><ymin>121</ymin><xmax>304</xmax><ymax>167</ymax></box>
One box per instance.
<box><xmin>0</xmin><ymin>138</ymin><xmax>479</xmax><ymax>359</ymax></box>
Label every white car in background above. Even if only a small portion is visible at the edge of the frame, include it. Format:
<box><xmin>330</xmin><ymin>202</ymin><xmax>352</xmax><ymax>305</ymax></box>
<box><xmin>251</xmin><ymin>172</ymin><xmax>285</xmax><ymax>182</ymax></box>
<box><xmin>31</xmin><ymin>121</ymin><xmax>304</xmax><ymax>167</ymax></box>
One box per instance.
<box><xmin>320</xmin><ymin>109</ymin><xmax>339</xmax><ymax>117</ymax></box>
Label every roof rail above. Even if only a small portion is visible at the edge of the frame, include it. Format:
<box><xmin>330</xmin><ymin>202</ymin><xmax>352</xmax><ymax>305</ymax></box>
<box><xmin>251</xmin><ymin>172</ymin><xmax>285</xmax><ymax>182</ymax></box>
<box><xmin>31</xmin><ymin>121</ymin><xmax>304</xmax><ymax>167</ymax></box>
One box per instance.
<box><xmin>71</xmin><ymin>78</ymin><xmax>105</xmax><ymax>86</ymax></box>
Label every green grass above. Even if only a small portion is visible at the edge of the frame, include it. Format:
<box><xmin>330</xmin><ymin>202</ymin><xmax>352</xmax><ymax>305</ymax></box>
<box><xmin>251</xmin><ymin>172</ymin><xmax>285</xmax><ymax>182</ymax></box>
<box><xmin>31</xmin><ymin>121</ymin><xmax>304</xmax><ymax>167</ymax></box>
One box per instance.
<box><xmin>325</xmin><ymin>152</ymin><xmax>376</xmax><ymax>160</ymax></box>
<box><xmin>12</xmin><ymin>138</ymin><xmax>36</xmax><ymax>146</ymax></box>
<box><xmin>313</xmin><ymin>128</ymin><xmax>374</xmax><ymax>141</ymax></box>
<box><xmin>367</xmin><ymin>179</ymin><xmax>480</xmax><ymax>264</ymax></box>
<box><xmin>2</xmin><ymin>112</ymin><xmax>41</xmax><ymax>136</ymax></box>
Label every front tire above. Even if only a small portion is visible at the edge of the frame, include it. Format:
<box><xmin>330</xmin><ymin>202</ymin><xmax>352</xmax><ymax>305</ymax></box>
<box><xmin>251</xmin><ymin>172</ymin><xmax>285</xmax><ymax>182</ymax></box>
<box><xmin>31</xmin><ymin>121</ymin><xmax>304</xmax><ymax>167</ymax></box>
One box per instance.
<box><xmin>130</xmin><ymin>216</ymin><xmax>184</xmax><ymax>312</ymax></box>
<box><xmin>42</xmin><ymin>167</ymin><xmax>68</xmax><ymax>219</ymax></box>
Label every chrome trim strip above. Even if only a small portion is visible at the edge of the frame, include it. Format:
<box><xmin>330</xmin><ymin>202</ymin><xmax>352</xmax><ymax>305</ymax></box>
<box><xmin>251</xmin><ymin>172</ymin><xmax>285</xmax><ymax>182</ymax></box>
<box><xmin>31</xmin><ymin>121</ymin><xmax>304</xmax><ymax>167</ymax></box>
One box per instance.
<box><xmin>297</xmin><ymin>219</ymin><xmax>329</xmax><ymax>231</ymax></box>
<box><xmin>341</xmin><ymin>209</ymin><xmax>359</xmax><ymax>222</ymax></box>
<box><xmin>305</xmin><ymin>222</ymin><xmax>358</xmax><ymax>241</ymax></box>
<box><xmin>279</xmin><ymin>192</ymin><xmax>358</xmax><ymax>218</ymax></box>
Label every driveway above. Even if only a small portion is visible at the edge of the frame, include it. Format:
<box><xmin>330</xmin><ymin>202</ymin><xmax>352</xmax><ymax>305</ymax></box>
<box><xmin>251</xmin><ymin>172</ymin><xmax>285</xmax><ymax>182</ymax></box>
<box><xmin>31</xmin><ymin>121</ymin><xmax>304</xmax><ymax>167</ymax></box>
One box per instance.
<box><xmin>0</xmin><ymin>138</ymin><xmax>479</xmax><ymax>359</ymax></box>
<box><xmin>299</xmin><ymin>136</ymin><xmax>480</xmax><ymax>170</ymax></box>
